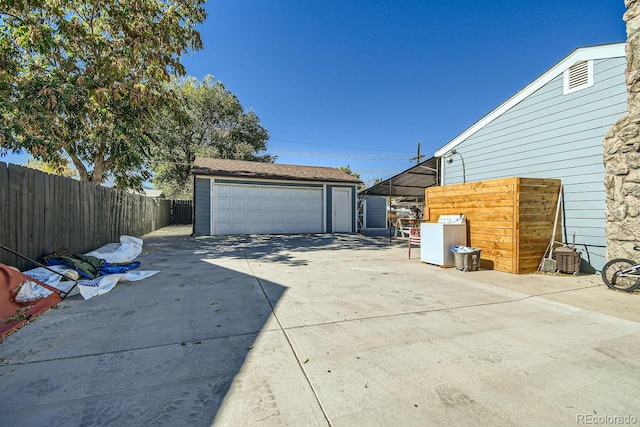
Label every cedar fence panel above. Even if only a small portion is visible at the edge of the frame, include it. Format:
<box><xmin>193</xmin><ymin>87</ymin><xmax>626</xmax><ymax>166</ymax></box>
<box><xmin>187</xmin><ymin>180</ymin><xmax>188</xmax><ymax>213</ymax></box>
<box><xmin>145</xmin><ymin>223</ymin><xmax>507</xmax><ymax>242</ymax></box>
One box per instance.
<box><xmin>0</xmin><ymin>162</ymin><xmax>177</xmax><ymax>270</ymax></box>
<box><xmin>425</xmin><ymin>177</ymin><xmax>561</xmax><ymax>274</ymax></box>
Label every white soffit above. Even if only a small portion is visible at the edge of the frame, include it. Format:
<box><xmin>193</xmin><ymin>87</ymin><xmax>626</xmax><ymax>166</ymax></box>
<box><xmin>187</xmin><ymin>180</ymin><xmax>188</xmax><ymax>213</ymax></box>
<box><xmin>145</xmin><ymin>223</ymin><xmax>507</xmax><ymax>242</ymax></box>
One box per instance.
<box><xmin>434</xmin><ymin>43</ymin><xmax>625</xmax><ymax>157</ymax></box>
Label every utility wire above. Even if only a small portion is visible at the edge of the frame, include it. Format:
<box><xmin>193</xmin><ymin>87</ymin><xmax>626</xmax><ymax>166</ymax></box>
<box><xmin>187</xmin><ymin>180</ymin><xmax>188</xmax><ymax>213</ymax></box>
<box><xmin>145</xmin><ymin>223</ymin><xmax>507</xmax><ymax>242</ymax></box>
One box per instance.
<box><xmin>270</xmin><ymin>137</ymin><xmax>415</xmax><ymax>154</ymax></box>
<box><xmin>272</xmin><ymin>150</ymin><xmax>411</xmax><ymax>160</ymax></box>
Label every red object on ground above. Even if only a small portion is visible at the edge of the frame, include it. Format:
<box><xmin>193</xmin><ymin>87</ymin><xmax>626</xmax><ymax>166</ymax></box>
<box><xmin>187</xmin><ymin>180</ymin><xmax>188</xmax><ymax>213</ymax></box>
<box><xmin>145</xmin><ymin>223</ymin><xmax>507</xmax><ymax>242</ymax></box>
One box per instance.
<box><xmin>0</xmin><ymin>263</ymin><xmax>63</xmax><ymax>339</ymax></box>
<box><xmin>408</xmin><ymin>227</ymin><xmax>421</xmax><ymax>259</ymax></box>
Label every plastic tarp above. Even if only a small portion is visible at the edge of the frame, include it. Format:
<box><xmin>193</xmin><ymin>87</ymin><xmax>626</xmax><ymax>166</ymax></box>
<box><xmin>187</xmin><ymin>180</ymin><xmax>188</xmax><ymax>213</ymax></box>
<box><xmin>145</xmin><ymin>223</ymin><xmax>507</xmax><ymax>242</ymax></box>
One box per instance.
<box><xmin>18</xmin><ymin>235</ymin><xmax>158</xmax><ymax>301</ymax></box>
<box><xmin>451</xmin><ymin>245</ymin><xmax>480</xmax><ymax>253</ymax></box>
<box><xmin>1</xmin><ymin>235</ymin><xmax>159</xmax><ymax>337</ymax></box>
<box><xmin>84</xmin><ymin>235</ymin><xmax>143</xmax><ymax>264</ymax></box>
<box><xmin>75</xmin><ymin>270</ymin><xmax>159</xmax><ymax>300</ymax></box>
<box><xmin>0</xmin><ymin>264</ymin><xmax>63</xmax><ymax>338</ymax></box>
<box><xmin>15</xmin><ymin>266</ymin><xmax>80</xmax><ymax>302</ymax></box>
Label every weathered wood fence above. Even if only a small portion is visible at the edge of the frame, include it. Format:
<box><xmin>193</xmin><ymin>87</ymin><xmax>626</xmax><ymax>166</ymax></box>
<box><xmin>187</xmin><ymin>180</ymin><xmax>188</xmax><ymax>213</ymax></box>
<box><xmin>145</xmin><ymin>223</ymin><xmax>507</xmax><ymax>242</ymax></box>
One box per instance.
<box><xmin>0</xmin><ymin>162</ymin><xmax>180</xmax><ymax>270</ymax></box>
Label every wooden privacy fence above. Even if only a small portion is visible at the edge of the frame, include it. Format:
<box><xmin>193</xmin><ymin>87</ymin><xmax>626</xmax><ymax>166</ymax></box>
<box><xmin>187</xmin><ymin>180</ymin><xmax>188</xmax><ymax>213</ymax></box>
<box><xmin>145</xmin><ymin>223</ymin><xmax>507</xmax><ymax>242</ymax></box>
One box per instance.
<box><xmin>0</xmin><ymin>162</ymin><xmax>174</xmax><ymax>270</ymax></box>
<box><xmin>171</xmin><ymin>200</ymin><xmax>193</xmax><ymax>225</ymax></box>
<box><xmin>425</xmin><ymin>177</ymin><xmax>561</xmax><ymax>274</ymax></box>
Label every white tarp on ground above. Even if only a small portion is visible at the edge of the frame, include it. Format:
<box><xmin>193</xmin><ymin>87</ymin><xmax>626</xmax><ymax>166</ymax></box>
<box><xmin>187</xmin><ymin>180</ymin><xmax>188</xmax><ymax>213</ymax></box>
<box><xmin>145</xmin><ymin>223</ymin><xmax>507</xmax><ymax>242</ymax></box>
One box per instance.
<box><xmin>84</xmin><ymin>235</ymin><xmax>143</xmax><ymax>264</ymax></box>
<box><xmin>15</xmin><ymin>265</ymin><xmax>80</xmax><ymax>302</ymax></box>
<box><xmin>75</xmin><ymin>270</ymin><xmax>159</xmax><ymax>300</ymax></box>
<box><xmin>17</xmin><ymin>236</ymin><xmax>158</xmax><ymax>302</ymax></box>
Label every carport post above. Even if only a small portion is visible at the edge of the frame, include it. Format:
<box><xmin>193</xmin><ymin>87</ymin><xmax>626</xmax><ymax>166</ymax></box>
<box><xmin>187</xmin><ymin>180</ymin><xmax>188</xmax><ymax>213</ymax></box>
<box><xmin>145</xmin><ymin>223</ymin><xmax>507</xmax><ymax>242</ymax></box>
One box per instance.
<box><xmin>389</xmin><ymin>178</ymin><xmax>392</xmax><ymax>242</ymax></box>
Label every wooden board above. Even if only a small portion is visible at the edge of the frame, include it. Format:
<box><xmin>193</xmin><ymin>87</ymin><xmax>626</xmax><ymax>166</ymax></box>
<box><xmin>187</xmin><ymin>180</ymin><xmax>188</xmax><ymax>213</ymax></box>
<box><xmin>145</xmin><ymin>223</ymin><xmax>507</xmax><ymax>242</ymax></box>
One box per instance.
<box><xmin>426</xmin><ymin>177</ymin><xmax>561</xmax><ymax>274</ymax></box>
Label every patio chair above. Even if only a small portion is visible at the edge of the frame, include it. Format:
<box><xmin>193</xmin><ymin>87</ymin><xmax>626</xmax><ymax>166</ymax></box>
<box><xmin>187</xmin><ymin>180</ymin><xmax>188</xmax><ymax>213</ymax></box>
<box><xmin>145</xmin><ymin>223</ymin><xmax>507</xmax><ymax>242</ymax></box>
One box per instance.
<box><xmin>408</xmin><ymin>227</ymin><xmax>421</xmax><ymax>259</ymax></box>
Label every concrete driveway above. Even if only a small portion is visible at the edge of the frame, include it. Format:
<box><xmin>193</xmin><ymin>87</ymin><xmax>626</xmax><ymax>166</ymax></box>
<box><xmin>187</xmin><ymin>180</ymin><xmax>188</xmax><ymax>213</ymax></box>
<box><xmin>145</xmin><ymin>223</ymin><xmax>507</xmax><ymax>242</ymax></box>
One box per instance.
<box><xmin>1</xmin><ymin>226</ymin><xmax>640</xmax><ymax>426</ymax></box>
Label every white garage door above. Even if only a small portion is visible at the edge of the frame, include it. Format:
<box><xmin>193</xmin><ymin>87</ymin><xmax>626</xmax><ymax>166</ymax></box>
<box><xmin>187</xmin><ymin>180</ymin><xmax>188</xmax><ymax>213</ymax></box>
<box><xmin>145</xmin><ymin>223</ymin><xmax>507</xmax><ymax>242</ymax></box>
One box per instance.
<box><xmin>212</xmin><ymin>183</ymin><xmax>324</xmax><ymax>234</ymax></box>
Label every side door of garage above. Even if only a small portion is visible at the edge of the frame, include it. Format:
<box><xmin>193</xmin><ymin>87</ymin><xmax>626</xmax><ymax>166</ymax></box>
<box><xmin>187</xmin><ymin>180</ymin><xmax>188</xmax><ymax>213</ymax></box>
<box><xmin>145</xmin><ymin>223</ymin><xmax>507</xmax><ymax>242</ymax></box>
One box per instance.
<box><xmin>332</xmin><ymin>187</ymin><xmax>352</xmax><ymax>233</ymax></box>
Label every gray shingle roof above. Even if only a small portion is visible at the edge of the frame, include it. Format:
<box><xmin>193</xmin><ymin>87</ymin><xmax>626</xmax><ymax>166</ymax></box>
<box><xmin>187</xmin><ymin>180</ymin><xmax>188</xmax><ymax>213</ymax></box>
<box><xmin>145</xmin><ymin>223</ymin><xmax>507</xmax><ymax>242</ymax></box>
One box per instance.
<box><xmin>192</xmin><ymin>157</ymin><xmax>362</xmax><ymax>184</ymax></box>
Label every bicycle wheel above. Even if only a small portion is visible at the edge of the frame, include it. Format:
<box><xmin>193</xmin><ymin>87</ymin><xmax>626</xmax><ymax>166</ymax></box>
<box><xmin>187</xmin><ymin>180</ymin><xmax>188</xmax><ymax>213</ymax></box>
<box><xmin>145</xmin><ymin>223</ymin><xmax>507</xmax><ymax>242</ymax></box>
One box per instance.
<box><xmin>601</xmin><ymin>259</ymin><xmax>640</xmax><ymax>291</ymax></box>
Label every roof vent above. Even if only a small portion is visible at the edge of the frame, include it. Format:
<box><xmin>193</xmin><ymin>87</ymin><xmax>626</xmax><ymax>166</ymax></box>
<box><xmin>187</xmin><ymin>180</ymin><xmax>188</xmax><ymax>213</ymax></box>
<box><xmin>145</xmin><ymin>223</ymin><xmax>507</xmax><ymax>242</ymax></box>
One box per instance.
<box><xmin>568</xmin><ymin>61</ymin><xmax>588</xmax><ymax>88</ymax></box>
<box><xmin>563</xmin><ymin>60</ymin><xmax>593</xmax><ymax>95</ymax></box>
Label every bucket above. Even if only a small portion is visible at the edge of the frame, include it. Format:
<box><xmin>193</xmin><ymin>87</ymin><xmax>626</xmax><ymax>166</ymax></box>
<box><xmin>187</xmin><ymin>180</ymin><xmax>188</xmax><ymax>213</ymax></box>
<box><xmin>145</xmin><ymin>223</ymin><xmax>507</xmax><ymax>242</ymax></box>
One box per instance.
<box><xmin>453</xmin><ymin>249</ymin><xmax>481</xmax><ymax>272</ymax></box>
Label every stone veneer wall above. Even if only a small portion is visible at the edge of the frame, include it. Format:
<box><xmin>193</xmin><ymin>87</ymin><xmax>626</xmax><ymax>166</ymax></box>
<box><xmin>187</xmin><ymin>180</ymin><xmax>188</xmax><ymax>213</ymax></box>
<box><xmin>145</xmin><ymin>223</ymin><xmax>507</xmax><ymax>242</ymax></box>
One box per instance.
<box><xmin>604</xmin><ymin>0</ymin><xmax>640</xmax><ymax>259</ymax></box>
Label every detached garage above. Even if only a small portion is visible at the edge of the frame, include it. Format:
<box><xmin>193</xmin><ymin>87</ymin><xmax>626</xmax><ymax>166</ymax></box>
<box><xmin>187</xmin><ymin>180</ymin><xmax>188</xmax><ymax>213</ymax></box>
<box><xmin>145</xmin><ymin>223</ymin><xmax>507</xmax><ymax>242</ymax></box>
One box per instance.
<box><xmin>191</xmin><ymin>157</ymin><xmax>361</xmax><ymax>236</ymax></box>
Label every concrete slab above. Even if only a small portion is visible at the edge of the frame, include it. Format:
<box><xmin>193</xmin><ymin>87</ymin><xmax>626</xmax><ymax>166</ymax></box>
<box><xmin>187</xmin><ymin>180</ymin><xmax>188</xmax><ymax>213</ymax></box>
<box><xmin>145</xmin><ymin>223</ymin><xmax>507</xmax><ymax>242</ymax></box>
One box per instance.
<box><xmin>1</xmin><ymin>226</ymin><xmax>640</xmax><ymax>426</ymax></box>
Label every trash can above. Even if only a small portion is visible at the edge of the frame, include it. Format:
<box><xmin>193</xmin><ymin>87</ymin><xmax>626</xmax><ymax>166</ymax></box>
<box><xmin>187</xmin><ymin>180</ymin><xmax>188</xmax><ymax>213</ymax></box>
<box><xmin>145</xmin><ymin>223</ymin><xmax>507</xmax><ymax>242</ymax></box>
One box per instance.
<box><xmin>552</xmin><ymin>246</ymin><xmax>581</xmax><ymax>275</ymax></box>
<box><xmin>452</xmin><ymin>246</ymin><xmax>481</xmax><ymax>272</ymax></box>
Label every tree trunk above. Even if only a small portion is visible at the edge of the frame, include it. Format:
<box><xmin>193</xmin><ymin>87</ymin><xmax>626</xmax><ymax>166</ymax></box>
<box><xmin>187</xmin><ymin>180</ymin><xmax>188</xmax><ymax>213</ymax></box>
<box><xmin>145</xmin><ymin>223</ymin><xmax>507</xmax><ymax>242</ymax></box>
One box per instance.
<box><xmin>604</xmin><ymin>0</ymin><xmax>640</xmax><ymax>259</ymax></box>
<box><xmin>69</xmin><ymin>152</ymin><xmax>90</xmax><ymax>182</ymax></box>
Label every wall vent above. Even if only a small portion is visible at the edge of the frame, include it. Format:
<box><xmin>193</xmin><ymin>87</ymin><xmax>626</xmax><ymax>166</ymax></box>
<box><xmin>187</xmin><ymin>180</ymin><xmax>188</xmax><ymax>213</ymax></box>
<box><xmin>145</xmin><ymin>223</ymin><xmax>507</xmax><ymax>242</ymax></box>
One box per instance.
<box><xmin>563</xmin><ymin>60</ymin><xmax>593</xmax><ymax>94</ymax></box>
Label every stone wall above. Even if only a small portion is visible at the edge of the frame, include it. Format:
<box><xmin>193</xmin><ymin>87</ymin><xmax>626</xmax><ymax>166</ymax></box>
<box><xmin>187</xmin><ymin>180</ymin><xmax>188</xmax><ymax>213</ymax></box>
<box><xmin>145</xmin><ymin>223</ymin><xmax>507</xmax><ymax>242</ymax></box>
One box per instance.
<box><xmin>604</xmin><ymin>0</ymin><xmax>640</xmax><ymax>259</ymax></box>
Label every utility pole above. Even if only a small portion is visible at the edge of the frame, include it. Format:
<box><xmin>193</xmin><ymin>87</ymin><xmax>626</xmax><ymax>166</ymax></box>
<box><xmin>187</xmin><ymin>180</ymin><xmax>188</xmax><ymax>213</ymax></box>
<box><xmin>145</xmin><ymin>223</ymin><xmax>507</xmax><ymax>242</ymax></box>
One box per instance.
<box><xmin>408</xmin><ymin>141</ymin><xmax>426</xmax><ymax>208</ymax></box>
<box><xmin>409</xmin><ymin>141</ymin><xmax>425</xmax><ymax>165</ymax></box>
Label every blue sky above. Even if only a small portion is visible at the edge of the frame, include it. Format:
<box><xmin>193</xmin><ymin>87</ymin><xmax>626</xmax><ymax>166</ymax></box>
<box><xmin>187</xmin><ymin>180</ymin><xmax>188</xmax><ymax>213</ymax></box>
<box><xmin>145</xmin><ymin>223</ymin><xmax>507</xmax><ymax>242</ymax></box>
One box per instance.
<box><xmin>2</xmin><ymin>0</ymin><xmax>627</xmax><ymax>186</ymax></box>
<box><xmin>185</xmin><ymin>0</ymin><xmax>627</xmax><ymax>186</ymax></box>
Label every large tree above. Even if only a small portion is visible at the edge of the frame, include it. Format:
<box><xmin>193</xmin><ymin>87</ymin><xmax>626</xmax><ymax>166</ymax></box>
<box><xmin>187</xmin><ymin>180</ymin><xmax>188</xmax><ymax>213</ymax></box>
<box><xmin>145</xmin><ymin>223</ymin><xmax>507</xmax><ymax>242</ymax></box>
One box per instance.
<box><xmin>0</xmin><ymin>0</ymin><xmax>206</xmax><ymax>188</ymax></box>
<box><xmin>151</xmin><ymin>76</ymin><xmax>274</xmax><ymax>199</ymax></box>
<box><xmin>337</xmin><ymin>165</ymin><xmax>366</xmax><ymax>189</ymax></box>
<box><xmin>24</xmin><ymin>157</ymin><xmax>77</xmax><ymax>178</ymax></box>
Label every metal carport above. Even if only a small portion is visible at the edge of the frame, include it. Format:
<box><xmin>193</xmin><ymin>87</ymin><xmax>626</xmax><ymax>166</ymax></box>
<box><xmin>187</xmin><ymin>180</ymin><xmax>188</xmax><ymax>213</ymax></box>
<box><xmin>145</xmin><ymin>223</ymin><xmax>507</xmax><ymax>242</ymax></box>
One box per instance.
<box><xmin>357</xmin><ymin>157</ymin><xmax>439</xmax><ymax>237</ymax></box>
<box><xmin>359</xmin><ymin>157</ymin><xmax>439</xmax><ymax>199</ymax></box>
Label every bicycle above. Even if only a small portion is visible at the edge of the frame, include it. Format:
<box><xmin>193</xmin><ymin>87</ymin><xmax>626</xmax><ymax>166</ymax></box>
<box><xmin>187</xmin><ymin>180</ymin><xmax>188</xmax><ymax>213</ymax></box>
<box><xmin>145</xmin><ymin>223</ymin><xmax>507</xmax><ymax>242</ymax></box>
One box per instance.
<box><xmin>601</xmin><ymin>246</ymin><xmax>640</xmax><ymax>292</ymax></box>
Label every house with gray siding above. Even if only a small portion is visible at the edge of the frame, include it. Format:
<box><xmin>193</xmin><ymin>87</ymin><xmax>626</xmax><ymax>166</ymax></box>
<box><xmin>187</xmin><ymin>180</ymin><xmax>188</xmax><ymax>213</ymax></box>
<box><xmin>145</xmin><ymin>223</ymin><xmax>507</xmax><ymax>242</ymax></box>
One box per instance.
<box><xmin>191</xmin><ymin>157</ymin><xmax>360</xmax><ymax>236</ymax></box>
<box><xmin>434</xmin><ymin>43</ymin><xmax>627</xmax><ymax>271</ymax></box>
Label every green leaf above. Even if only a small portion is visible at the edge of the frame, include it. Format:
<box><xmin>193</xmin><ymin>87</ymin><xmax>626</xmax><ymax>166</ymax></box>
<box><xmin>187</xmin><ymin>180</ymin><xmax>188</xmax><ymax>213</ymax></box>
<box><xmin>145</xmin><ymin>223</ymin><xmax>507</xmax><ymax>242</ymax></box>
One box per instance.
<box><xmin>1</xmin><ymin>0</ymin><xmax>207</xmax><ymax>186</ymax></box>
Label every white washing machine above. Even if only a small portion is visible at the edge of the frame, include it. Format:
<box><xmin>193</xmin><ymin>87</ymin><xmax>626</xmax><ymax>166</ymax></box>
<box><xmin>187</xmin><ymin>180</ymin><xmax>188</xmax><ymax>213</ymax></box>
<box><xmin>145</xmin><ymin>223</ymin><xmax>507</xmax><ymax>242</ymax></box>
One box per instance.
<box><xmin>420</xmin><ymin>215</ymin><xmax>467</xmax><ymax>266</ymax></box>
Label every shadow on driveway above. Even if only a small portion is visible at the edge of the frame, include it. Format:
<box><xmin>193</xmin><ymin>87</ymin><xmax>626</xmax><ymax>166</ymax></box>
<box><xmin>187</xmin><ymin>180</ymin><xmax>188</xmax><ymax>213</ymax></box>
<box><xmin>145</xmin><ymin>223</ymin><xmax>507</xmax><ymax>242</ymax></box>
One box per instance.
<box><xmin>149</xmin><ymin>231</ymin><xmax>403</xmax><ymax>268</ymax></box>
<box><xmin>0</xmin><ymin>230</ymin><xmax>339</xmax><ymax>425</ymax></box>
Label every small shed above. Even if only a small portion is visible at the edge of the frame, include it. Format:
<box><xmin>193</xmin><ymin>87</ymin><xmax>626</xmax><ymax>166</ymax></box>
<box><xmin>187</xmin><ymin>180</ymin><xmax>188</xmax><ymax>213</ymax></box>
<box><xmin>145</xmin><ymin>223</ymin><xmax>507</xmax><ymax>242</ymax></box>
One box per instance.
<box><xmin>191</xmin><ymin>158</ymin><xmax>361</xmax><ymax>236</ymax></box>
<box><xmin>358</xmin><ymin>195</ymin><xmax>388</xmax><ymax>230</ymax></box>
<box><xmin>425</xmin><ymin>177</ymin><xmax>561</xmax><ymax>274</ymax></box>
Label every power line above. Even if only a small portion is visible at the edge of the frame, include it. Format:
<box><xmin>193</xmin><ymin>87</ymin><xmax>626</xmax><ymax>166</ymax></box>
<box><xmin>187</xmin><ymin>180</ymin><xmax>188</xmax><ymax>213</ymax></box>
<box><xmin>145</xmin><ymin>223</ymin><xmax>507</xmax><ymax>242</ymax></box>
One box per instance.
<box><xmin>352</xmin><ymin>169</ymin><xmax>399</xmax><ymax>174</ymax></box>
<box><xmin>272</xmin><ymin>150</ymin><xmax>410</xmax><ymax>160</ymax></box>
<box><xmin>270</xmin><ymin>137</ymin><xmax>414</xmax><ymax>155</ymax></box>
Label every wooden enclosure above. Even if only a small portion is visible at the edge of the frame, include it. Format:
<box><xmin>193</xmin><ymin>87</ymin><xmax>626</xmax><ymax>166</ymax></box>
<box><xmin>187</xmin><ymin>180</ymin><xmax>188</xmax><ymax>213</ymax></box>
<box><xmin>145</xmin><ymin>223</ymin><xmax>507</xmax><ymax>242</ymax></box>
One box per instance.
<box><xmin>424</xmin><ymin>177</ymin><xmax>561</xmax><ymax>274</ymax></box>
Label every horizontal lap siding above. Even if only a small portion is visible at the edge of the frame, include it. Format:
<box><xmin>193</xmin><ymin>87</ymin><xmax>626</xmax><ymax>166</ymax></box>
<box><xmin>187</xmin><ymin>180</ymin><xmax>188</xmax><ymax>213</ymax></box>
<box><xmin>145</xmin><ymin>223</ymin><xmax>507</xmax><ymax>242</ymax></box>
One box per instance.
<box><xmin>443</xmin><ymin>57</ymin><xmax>626</xmax><ymax>271</ymax></box>
<box><xmin>365</xmin><ymin>196</ymin><xmax>387</xmax><ymax>228</ymax></box>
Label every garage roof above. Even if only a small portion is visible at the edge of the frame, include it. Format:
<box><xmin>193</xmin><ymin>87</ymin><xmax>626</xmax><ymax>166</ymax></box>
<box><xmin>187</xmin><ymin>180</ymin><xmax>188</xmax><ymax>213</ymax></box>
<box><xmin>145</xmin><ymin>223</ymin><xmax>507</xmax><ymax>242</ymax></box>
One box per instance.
<box><xmin>359</xmin><ymin>157</ymin><xmax>439</xmax><ymax>199</ymax></box>
<box><xmin>192</xmin><ymin>157</ymin><xmax>362</xmax><ymax>184</ymax></box>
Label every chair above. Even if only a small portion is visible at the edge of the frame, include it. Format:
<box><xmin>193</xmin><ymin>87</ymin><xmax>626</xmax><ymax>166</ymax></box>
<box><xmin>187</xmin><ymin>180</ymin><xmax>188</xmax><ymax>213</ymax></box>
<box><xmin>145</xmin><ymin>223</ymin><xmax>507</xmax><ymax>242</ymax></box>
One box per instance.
<box><xmin>408</xmin><ymin>227</ymin><xmax>421</xmax><ymax>259</ymax></box>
